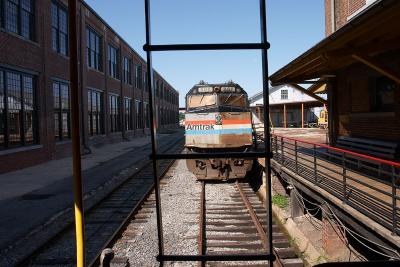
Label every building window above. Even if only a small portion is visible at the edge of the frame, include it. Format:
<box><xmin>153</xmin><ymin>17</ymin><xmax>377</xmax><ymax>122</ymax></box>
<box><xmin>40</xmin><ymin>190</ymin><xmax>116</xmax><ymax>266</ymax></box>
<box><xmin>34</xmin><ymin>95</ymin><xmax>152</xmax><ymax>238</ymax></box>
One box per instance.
<box><xmin>281</xmin><ymin>89</ymin><xmax>288</xmax><ymax>100</ymax></box>
<box><xmin>156</xmin><ymin>80</ymin><xmax>160</xmax><ymax>97</ymax></box>
<box><xmin>88</xmin><ymin>89</ymin><xmax>103</xmax><ymax>136</ymax></box>
<box><xmin>109</xmin><ymin>94</ymin><xmax>120</xmax><ymax>132</ymax></box>
<box><xmin>108</xmin><ymin>44</ymin><xmax>119</xmax><ymax>79</ymax></box>
<box><xmin>86</xmin><ymin>27</ymin><xmax>102</xmax><ymax>71</ymax></box>
<box><xmin>53</xmin><ymin>81</ymin><xmax>70</xmax><ymax>140</ymax></box>
<box><xmin>51</xmin><ymin>1</ymin><xmax>68</xmax><ymax>56</ymax></box>
<box><xmin>135</xmin><ymin>65</ymin><xmax>142</xmax><ymax>89</ymax></box>
<box><xmin>123</xmin><ymin>57</ymin><xmax>132</xmax><ymax>85</ymax></box>
<box><xmin>135</xmin><ymin>100</ymin><xmax>142</xmax><ymax>129</ymax></box>
<box><xmin>2</xmin><ymin>0</ymin><xmax>35</xmax><ymax>40</ymax></box>
<box><xmin>144</xmin><ymin>102</ymin><xmax>150</xmax><ymax>128</ymax></box>
<box><xmin>373</xmin><ymin>77</ymin><xmax>396</xmax><ymax>112</ymax></box>
<box><xmin>0</xmin><ymin>69</ymin><xmax>37</xmax><ymax>148</ymax></box>
<box><xmin>124</xmin><ymin>97</ymin><xmax>132</xmax><ymax>131</ymax></box>
<box><xmin>143</xmin><ymin>71</ymin><xmax>147</xmax><ymax>91</ymax></box>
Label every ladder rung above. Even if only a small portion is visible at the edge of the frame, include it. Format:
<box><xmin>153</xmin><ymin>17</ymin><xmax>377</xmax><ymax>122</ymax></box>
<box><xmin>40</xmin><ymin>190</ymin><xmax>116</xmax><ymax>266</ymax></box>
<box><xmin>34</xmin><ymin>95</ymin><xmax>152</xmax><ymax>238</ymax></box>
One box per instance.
<box><xmin>143</xmin><ymin>42</ymin><xmax>270</xmax><ymax>52</ymax></box>
<box><xmin>158</xmin><ymin>253</ymin><xmax>274</xmax><ymax>262</ymax></box>
<box><xmin>151</xmin><ymin>151</ymin><xmax>272</xmax><ymax>160</ymax></box>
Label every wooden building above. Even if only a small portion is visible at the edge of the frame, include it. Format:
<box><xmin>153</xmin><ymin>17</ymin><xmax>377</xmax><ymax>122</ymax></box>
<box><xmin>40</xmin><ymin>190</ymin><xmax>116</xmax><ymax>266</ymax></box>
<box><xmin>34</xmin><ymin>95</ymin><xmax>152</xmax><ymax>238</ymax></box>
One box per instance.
<box><xmin>249</xmin><ymin>84</ymin><xmax>326</xmax><ymax>128</ymax></box>
<box><xmin>270</xmin><ymin>0</ymin><xmax>400</xmax><ymax>159</ymax></box>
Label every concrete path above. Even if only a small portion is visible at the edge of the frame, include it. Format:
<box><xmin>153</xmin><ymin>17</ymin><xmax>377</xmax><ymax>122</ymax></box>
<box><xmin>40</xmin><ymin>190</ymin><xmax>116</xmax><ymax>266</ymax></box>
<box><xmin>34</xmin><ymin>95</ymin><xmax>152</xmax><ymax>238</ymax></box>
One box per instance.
<box><xmin>0</xmin><ymin>130</ymin><xmax>183</xmax><ymax>251</ymax></box>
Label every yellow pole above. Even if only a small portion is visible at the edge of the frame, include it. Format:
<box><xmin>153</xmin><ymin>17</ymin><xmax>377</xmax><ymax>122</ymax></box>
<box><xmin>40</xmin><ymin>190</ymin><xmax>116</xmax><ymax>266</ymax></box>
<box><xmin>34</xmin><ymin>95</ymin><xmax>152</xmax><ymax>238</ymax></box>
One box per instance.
<box><xmin>68</xmin><ymin>0</ymin><xmax>85</xmax><ymax>266</ymax></box>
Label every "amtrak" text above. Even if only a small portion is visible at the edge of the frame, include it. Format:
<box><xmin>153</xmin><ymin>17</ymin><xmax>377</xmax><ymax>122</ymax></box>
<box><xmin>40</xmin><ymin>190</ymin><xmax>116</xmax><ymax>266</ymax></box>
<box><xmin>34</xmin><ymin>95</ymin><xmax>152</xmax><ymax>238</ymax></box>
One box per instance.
<box><xmin>185</xmin><ymin>124</ymin><xmax>215</xmax><ymax>130</ymax></box>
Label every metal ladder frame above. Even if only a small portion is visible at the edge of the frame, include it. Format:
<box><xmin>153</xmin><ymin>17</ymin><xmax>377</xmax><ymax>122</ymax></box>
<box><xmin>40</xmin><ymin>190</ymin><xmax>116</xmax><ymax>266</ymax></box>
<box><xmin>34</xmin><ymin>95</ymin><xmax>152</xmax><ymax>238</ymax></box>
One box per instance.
<box><xmin>143</xmin><ymin>0</ymin><xmax>274</xmax><ymax>265</ymax></box>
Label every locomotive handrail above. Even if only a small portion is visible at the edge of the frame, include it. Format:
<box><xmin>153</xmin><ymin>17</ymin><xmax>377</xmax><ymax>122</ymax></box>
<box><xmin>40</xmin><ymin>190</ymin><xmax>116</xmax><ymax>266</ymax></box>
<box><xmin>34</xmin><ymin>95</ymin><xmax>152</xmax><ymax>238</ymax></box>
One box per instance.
<box><xmin>272</xmin><ymin>133</ymin><xmax>400</xmax><ymax>168</ymax></box>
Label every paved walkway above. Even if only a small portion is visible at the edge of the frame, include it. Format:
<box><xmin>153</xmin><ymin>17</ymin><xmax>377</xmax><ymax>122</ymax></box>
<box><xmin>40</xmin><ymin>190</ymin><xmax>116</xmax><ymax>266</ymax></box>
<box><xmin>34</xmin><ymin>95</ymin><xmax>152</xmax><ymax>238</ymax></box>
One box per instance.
<box><xmin>1</xmin><ymin>134</ymin><xmax>164</xmax><ymax>200</ymax></box>
<box><xmin>0</xmin><ymin>130</ymin><xmax>183</xmax><ymax>251</ymax></box>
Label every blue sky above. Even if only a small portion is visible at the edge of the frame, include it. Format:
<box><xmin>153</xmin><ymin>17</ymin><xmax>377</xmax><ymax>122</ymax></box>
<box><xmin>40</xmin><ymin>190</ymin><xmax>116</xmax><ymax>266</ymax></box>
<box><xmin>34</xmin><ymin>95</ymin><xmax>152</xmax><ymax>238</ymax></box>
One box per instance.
<box><xmin>85</xmin><ymin>0</ymin><xmax>325</xmax><ymax>106</ymax></box>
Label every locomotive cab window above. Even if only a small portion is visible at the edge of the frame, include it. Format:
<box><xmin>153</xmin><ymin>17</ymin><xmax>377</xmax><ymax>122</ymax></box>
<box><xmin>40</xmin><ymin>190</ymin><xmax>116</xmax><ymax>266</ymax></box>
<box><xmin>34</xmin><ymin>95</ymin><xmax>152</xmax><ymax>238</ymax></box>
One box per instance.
<box><xmin>187</xmin><ymin>94</ymin><xmax>216</xmax><ymax>110</ymax></box>
<box><xmin>219</xmin><ymin>94</ymin><xmax>247</xmax><ymax>108</ymax></box>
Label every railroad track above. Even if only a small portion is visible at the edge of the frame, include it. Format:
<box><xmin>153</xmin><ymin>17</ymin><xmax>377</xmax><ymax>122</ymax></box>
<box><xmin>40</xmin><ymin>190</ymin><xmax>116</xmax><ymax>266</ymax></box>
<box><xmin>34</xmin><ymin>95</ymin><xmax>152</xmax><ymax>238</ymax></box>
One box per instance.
<box><xmin>197</xmin><ymin>180</ymin><xmax>303</xmax><ymax>267</ymax></box>
<box><xmin>23</xmin><ymin>137</ymin><xmax>183</xmax><ymax>267</ymax></box>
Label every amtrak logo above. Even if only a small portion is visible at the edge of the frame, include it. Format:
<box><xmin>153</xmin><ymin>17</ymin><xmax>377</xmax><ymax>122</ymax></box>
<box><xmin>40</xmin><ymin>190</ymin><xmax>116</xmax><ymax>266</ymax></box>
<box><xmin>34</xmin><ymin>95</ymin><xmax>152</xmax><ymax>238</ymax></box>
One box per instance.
<box><xmin>215</xmin><ymin>114</ymin><xmax>222</xmax><ymax>125</ymax></box>
<box><xmin>186</xmin><ymin>124</ymin><xmax>215</xmax><ymax>130</ymax></box>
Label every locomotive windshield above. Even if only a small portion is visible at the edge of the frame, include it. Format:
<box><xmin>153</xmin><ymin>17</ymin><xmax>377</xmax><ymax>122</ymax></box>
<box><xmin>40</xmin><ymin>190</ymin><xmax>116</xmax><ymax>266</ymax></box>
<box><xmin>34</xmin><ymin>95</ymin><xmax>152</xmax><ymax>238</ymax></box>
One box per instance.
<box><xmin>219</xmin><ymin>94</ymin><xmax>247</xmax><ymax>108</ymax></box>
<box><xmin>187</xmin><ymin>94</ymin><xmax>216</xmax><ymax>109</ymax></box>
<box><xmin>186</xmin><ymin>93</ymin><xmax>248</xmax><ymax>112</ymax></box>
<box><xmin>186</xmin><ymin>82</ymin><xmax>249</xmax><ymax>112</ymax></box>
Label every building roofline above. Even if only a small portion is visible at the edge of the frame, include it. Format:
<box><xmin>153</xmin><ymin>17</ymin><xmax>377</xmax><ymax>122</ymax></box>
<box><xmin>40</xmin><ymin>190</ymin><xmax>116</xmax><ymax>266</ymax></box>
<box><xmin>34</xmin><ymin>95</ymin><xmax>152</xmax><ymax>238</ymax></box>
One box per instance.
<box><xmin>80</xmin><ymin>0</ymin><xmax>179</xmax><ymax>95</ymax></box>
<box><xmin>270</xmin><ymin>0</ymin><xmax>397</xmax><ymax>84</ymax></box>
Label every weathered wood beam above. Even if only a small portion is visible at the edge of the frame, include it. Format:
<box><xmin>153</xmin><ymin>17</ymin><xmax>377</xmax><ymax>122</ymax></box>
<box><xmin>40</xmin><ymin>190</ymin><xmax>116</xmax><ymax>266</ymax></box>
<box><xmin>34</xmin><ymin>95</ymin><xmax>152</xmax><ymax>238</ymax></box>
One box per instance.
<box><xmin>352</xmin><ymin>54</ymin><xmax>400</xmax><ymax>84</ymax></box>
<box><xmin>290</xmin><ymin>84</ymin><xmax>328</xmax><ymax>104</ymax></box>
<box><xmin>325</xmin><ymin>37</ymin><xmax>400</xmax><ymax>59</ymax></box>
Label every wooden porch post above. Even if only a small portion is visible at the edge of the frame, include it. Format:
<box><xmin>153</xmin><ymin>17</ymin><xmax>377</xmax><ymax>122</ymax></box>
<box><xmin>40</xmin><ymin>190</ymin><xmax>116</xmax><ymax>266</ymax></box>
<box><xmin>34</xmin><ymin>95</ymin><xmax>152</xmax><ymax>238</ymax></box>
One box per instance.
<box><xmin>301</xmin><ymin>102</ymin><xmax>304</xmax><ymax>128</ymax></box>
<box><xmin>283</xmin><ymin>104</ymin><xmax>287</xmax><ymax>128</ymax></box>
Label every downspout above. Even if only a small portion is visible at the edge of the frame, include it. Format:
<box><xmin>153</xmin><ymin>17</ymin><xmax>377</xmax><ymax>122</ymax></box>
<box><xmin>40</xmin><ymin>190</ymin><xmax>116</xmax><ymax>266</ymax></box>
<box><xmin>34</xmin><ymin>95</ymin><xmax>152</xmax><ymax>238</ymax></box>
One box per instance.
<box><xmin>79</xmin><ymin>4</ymin><xmax>91</xmax><ymax>154</ymax></box>
<box><xmin>120</xmin><ymin>43</ymin><xmax>129</xmax><ymax>141</ymax></box>
<box><xmin>330</xmin><ymin>0</ymin><xmax>336</xmax><ymax>34</ymax></box>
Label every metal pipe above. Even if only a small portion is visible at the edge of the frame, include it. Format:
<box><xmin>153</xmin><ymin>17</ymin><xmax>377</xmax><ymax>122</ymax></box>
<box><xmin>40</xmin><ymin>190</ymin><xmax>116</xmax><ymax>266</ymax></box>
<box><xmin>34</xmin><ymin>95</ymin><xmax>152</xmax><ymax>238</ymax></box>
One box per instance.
<box><xmin>313</xmin><ymin>144</ymin><xmax>317</xmax><ymax>184</ymax></box>
<box><xmin>143</xmin><ymin>0</ymin><xmax>164</xmax><ymax>265</ymax></box>
<box><xmin>152</xmin><ymin>151</ymin><xmax>271</xmax><ymax>160</ymax></box>
<box><xmin>343</xmin><ymin>152</ymin><xmax>347</xmax><ymax>203</ymax></box>
<box><xmin>295</xmin><ymin>140</ymin><xmax>298</xmax><ymax>174</ymax></box>
<box><xmin>198</xmin><ymin>182</ymin><xmax>205</xmax><ymax>267</ymax></box>
<box><xmin>158</xmin><ymin>254</ymin><xmax>274</xmax><ymax>262</ymax></box>
<box><xmin>144</xmin><ymin>43</ymin><xmax>269</xmax><ymax>51</ymax></box>
<box><xmin>392</xmin><ymin>166</ymin><xmax>397</xmax><ymax>235</ymax></box>
<box><xmin>330</xmin><ymin>0</ymin><xmax>336</xmax><ymax>34</ymax></box>
<box><xmin>259</xmin><ymin>0</ymin><xmax>273</xmax><ymax>266</ymax></box>
<box><xmin>68</xmin><ymin>0</ymin><xmax>85</xmax><ymax>266</ymax></box>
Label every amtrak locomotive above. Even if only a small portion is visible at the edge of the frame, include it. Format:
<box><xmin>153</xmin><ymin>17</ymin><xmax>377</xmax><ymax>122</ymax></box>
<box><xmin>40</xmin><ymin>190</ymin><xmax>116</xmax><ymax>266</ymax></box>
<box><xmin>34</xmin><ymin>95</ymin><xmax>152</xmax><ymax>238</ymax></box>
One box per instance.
<box><xmin>185</xmin><ymin>81</ymin><xmax>254</xmax><ymax>180</ymax></box>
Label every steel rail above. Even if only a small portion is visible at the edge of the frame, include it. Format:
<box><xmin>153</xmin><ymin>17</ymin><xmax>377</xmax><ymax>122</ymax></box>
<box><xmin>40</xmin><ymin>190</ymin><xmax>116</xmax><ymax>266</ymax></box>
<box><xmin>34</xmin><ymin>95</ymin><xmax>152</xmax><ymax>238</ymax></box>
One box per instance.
<box><xmin>88</xmin><ymin>144</ymin><xmax>181</xmax><ymax>267</ymax></box>
<box><xmin>18</xmin><ymin>137</ymin><xmax>183</xmax><ymax>267</ymax></box>
<box><xmin>198</xmin><ymin>181</ymin><xmax>206</xmax><ymax>267</ymax></box>
<box><xmin>236</xmin><ymin>181</ymin><xmax>284</xmax><ymax>267</ymax></box>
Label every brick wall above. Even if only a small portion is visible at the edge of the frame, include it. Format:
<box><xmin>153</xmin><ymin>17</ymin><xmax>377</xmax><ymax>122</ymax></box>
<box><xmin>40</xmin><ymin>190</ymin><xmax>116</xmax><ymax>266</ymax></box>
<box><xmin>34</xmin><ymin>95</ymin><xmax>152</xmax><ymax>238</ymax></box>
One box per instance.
<box><xmin>325</xmin><ymin>0</ymin><xmax>367</xmax><ymax>35</ymax></box>
<box><xmin>0</xmin><ymin>0</ymin><xmax>179</xmax><ymax>173</ymax></box>
<box><xmin>348</xmin><ymin>0</ymin><xmax>367</xmax><ymax>16</ymax></box>
<box><xmin>322</xmin><ymin>215</ymin><xmax>347</xmax><ymax>259</ymax></box>
<box><xmin>325</xmin><ymin>0</ymin><xmax>332</xmax><ymax>36</ymax></box>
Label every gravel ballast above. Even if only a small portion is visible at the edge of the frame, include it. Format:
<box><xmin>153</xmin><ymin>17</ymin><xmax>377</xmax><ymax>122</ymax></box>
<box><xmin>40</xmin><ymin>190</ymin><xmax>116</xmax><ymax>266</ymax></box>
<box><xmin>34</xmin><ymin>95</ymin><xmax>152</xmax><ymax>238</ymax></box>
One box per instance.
<box><xmin>112</xmin><ymin>159</ymin><xmax>201</xmax><ymax>267</ymax></box>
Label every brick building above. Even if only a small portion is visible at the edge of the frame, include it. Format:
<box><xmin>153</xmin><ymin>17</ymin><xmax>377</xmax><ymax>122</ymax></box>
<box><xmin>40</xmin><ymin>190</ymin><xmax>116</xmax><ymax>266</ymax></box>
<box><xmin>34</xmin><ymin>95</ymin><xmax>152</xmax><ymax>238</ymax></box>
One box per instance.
<box><xmin>271</xmin><ymin>0</ymin><xmax>400</xmax><ymax>159</ymax></box>
<box><xmin>325</xmin><ymin>0</ymin><xmax>379</xmax><ymax>35</ymax></box>
<box><xmin>0</xmin><ymin>0</ymin><xmax>179</xmax><ymax>173</ymax></box>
